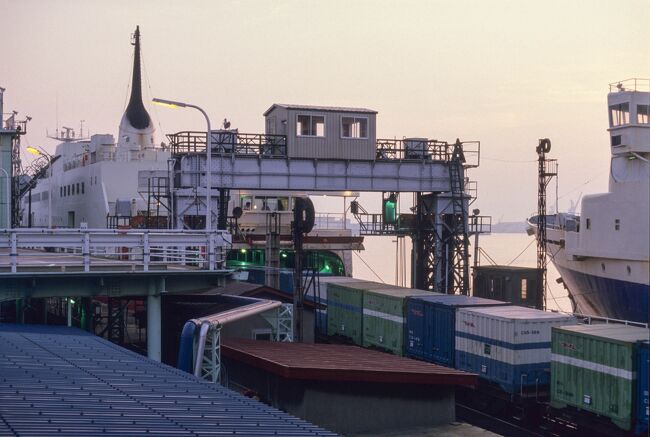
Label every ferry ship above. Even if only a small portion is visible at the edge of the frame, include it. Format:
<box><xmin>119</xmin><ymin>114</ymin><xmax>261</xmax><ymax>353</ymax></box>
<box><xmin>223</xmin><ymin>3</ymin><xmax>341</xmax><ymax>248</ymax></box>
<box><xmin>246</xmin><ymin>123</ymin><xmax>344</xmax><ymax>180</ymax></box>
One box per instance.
<box><xmin>531</xmin><ymin>79</ymin><xmax>649</xmax><ymax>323</ymax></box>
<box><xmin>22</xmin><ymin>26</ymin><xmax>358</xmax><ymax>276</ymax></box>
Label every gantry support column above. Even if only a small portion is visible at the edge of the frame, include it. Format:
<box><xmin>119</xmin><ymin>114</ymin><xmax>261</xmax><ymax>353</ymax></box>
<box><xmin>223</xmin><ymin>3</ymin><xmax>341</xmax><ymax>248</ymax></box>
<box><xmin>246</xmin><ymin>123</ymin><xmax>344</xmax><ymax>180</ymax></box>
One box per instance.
<box><xmin>147</xmin><ymin>277</ymin><xmax>164</xmax><ymax>362</ymax></box>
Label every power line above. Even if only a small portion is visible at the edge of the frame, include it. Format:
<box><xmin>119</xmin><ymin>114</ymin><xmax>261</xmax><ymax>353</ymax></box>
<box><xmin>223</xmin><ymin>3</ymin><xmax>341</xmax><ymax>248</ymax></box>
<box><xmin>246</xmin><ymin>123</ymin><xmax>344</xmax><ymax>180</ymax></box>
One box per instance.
<box><xmin>352</xmin><ymin>250</ymin><xmax>385</xmax><ymax>283</ymax></box>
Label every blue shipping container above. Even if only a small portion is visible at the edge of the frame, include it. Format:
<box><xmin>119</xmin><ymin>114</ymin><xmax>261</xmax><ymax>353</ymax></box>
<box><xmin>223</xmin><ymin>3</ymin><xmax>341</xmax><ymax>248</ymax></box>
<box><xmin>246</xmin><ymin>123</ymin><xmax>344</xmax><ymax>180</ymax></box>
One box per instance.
<box><xmin>637</xmin><ymin>341</ymin><xmax>649</xmax><ymax>436</ymax></box>
<box><xmin>405</xmin><ymin>295</ymin><xmax>509</xmax><ymax>366</ymax></box>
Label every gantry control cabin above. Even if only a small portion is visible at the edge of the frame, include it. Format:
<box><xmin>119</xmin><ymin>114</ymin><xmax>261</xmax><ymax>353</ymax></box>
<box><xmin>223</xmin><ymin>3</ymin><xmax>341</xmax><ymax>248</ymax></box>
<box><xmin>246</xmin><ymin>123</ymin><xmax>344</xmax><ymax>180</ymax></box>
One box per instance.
<box><xmin>264</xmin><ymin>104</ymin><xmax>378</xmax><ymax>160</ymax></box>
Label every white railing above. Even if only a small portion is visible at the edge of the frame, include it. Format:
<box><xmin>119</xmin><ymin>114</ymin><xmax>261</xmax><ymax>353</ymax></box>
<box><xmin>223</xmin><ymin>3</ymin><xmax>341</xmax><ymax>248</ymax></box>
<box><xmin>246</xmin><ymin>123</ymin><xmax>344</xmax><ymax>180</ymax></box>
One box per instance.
<box><xmin>313</xmin><ymin>213</ymin><xmax>351</xmax><ymax>230</ymax></box>
<box><xmin>0</xmin><ymin>228</ymin><xmax>232</xmax><ymax>274</ymax></box>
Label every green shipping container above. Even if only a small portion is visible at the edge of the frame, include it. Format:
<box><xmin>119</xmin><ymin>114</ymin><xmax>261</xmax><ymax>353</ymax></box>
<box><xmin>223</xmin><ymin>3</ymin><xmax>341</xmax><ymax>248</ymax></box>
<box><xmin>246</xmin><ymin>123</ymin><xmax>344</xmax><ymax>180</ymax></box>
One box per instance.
<box><xmin>363</xmin><ymin>288</ymin><xmax>438</xmax><ymax>355</ymax></box>
<box><xmin>327</xmin><ymin>280</ymin><xmax>399</xmax><ymax>345</ymax></box>
<box><xmin>551</xmin><ymin>324</ymin><xmax>650</xmax><ymax>431</ymax></box>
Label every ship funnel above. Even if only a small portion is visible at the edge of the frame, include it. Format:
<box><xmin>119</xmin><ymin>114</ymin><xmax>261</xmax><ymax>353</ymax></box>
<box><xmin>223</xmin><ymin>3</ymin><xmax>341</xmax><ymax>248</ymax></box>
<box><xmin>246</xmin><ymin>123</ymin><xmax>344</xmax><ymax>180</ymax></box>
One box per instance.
<box><xmin>125</xmin><ymin>26</ymin><xmax>151</xmax><ymax>130</ymax></box>
<box><xmin>118</xmin><ymin>26</ymin><xmax>155</xmax><ymax>149</ymax></box>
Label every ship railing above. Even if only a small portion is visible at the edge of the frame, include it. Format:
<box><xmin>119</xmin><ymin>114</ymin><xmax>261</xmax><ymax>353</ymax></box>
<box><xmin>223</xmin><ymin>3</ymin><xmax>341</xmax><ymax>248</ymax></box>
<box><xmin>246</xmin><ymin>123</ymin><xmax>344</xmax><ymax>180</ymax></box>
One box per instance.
<box><xmin>609</xmin><ymin>78</ymin><xmax>650</xmax><ymax>93</ymax></box>
<box><xmin>312</xmin><ymin>213</ymin><xmax>354</xmax><ymax>231</ymax></box>
<box><xmin>0</xmin><ymin>228</ymin><xmax>232</xmax><ymax>274</ymax></box>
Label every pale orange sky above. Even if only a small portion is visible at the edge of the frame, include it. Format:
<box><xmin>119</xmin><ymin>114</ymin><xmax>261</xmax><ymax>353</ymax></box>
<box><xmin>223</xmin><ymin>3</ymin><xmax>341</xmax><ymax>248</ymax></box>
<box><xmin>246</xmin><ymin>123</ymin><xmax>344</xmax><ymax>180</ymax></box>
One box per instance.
<box><xmin>1</xmin><ymin>0</ymin><xmax>648</xmax><ymax>221</ymax></box>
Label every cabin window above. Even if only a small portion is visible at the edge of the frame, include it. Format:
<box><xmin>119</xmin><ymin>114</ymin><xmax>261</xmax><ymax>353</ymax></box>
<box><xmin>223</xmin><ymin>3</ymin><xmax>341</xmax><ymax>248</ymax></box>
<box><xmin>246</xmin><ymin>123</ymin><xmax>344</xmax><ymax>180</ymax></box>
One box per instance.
<box><xmin>266</xmin><ymin>116</ymin><xmax>275</xmax><ymax>134</ymax></box>
<box><xmin>609</xmin><ymin>103</ymin><xmax>629</xmax><ymax>126</ymax></box>
<box><xmin>638</xmin><ymin>105</ymin><xmax>649</xmax><ymax>124</ymax></box>
<box><xmin>76</xmin><ymin>183</ymin><xmax>80</xmax><ymax>194</ymax></box>
<box><xmin>611</xmin><ymin>135</ymin><xmax>622</xmax><ymax>147</ymax></box>
<box><xmin>585</xmin><ymin>218</ymin><xmax>591</xmax><ymax>230</ymax></box>
<box><xmin>81</xmin><ymin>182</ymin><xmax>85</xmax><ymax>195</ymax></box>
<box><xmin>241</xmin><ymin>195</ymin><xmax>252</xmax><ymax>210</ymax></box>
<box><xmin>297</xmin><ymin>115</ymin><xmax>325</xmax><ymax>137</ymax></box>
<box><xmin>521</xmin><ymin>278</ymin><xmax>528</xmax><ymax>300</ymax></box>
<box><xmin>341</xmin><ymin>116</ymin><xmax>368</xmax><ymax>139</ymax></box>
<box><xmin>60</xmin><ymin>187</ymin><xmax>63</xmax><ymax>197</ymax></box>
<box><xmin>614</xmin><ymin>219</ymin><xmax>620</xmax><ymax>230</ymax></box>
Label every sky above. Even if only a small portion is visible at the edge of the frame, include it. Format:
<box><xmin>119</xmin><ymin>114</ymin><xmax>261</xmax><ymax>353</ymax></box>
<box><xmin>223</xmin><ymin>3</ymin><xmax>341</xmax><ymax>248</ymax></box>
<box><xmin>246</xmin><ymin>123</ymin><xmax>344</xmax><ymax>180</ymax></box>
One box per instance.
<box><xmin>1</xmin><ymin>0</ymin><xmax>648</xmax><ymax>221</ymax></box>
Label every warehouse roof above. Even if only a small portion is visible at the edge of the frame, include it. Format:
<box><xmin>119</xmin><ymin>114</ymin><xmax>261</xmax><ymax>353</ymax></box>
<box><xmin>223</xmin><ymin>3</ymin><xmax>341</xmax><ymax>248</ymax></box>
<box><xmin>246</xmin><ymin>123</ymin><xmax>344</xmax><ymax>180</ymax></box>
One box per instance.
<box><xmin>222</xmin><ymin>339</ymin><xmax>476</xmax><ymax>386</ymax></box>
<box><xmin>0</xmin><ymin>324</ymin><xmax>336</xmax><ymax>436</ymax></box>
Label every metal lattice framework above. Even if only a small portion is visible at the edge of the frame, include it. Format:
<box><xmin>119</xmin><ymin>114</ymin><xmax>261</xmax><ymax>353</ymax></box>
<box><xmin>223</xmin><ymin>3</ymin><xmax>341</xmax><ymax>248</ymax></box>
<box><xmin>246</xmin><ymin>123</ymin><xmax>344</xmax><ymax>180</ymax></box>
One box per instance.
<box><xmin>439</xmin><ymin>140</ymin><xmax>470</xmax><ymax>295</ymax></box>
<box><xmin>536</xmin><ymin>138</ymin><xmax>557</xmax><ymax>310</ymax></box>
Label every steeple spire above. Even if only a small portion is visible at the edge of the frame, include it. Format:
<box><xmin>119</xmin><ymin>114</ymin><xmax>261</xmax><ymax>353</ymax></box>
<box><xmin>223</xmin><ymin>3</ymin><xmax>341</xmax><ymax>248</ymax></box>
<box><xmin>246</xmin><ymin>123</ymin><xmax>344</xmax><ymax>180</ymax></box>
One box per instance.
<box><xmin>125</xmin><ymin>26</ymin><xmax>151</xmax><ymax>130</ymax></box>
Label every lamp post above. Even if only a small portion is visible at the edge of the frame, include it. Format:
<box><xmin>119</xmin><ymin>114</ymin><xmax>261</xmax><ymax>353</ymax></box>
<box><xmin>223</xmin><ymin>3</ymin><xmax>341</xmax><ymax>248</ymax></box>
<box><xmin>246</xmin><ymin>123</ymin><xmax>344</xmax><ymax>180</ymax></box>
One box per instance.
<box><xmin>26</xmin><ymin>146</ymin><xmax>52</xmax><ymax>228</ymax></box>
<box><xmin>0</xmin><ymin>168</ymin><xmax>10</xmax><ymax>229</ymax></box>
<box><xmin>153</xmin><ymin>98</ymin><xmax>212</xmax><ymax>231</ymax></box>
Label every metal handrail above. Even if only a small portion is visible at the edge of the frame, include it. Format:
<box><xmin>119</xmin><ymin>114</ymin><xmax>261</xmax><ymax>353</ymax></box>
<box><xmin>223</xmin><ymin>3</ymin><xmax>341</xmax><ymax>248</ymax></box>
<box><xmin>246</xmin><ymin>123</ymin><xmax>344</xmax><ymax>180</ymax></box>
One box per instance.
<box><xmin>0</xmin><ymin>228</ymin><xmax>232</xmax><ymax>274</ymax></box>
<box><xmin>168</xmin><ymin>130</ymin><xmax>481</xmax><ymax>165</ymax></box>
<box><xmin>608</xmin><ymin>78</ymin><xmax>650</xmax><ymax>93</ymax></box>
<box><xmin>168</xmin><ymin>131</ymin><xmax>288</xmax><ymax>157</ymax></box>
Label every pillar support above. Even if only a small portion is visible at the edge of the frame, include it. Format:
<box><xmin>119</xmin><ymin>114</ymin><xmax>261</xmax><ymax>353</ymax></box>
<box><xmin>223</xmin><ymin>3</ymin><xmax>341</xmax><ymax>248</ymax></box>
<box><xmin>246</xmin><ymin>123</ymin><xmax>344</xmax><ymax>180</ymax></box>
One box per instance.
<box><xmin>147</xmin><ymin>277</ymin><xmax>164</xmax><ymax>362</ymax></box>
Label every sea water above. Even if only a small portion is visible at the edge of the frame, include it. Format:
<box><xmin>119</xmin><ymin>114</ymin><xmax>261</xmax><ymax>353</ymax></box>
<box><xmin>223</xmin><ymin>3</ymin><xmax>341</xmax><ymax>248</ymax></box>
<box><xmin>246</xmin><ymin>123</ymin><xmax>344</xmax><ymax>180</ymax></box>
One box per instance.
<box><xmin>351</xmin><ymin>232</ymin><xmax>572</xmax><ymax>313</ymax></box>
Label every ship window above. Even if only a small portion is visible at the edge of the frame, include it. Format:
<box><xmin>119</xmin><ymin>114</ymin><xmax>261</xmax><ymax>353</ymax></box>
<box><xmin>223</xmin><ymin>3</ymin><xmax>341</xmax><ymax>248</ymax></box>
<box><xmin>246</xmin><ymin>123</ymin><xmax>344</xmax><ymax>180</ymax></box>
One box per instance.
<box><xmin>609</xmin><ymin>103</ymin><xmax>629</xmax><ymax>126</ymax></box>
<box><xmin>81</xmin><ymin>182</ymin><xmax>85</xmax><ymax>194</ymax></box>
<box><xmin>521</xmin><ymin>279</ymin><xmax>528</xmax><ymax>300</ymax></box>
<box><xmin>76</xmin><ymin>183</ymin><xmax>80</xmax><ymax>194</ymax></box>
<box><xmin>627</xmin><ymin>265</ymin><xmax>631</xmax><ymax>276</ymax></box>
<box><xmin>60</xmin><ymin>187</ymin><xmax>63</xmax><ymax>197</ymax></box>
<box><xmin>611</xmin><ymin>135</ymin><xmax>622</xmax><ymax>147</ymax></box>
<box><xmin>638</xmin><ymin>105</ymin><xmax>649</xmax><ymax>124</ymax></box>
<box><xmin>614</xmin><ymin>219</ymin><xmax>620</xmax><ymax>230</ymax></box>
<box><xmin>585</xmin><ymin>218</ymin><xmax>591</xmax><ymax>230</ymax></box>
<box><xmin>296</xmin><ymin>115</ymin><xmax>325</xmax><ymax>137</ymax></box>
<box><xmin>341</xmin><ymin>117</ymin><xmax>368</xmax><ymax>139</ymax></box>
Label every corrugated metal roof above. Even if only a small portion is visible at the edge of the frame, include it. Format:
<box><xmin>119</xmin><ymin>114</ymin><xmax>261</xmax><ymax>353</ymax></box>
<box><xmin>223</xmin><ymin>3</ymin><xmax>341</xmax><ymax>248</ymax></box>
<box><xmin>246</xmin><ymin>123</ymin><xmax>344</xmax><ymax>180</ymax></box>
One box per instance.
<box><xmin>263</xmin><ymin>104</ymin><xmax>378</xmax><ymax>116</ymax></box>
<box><xmin>0</xmin><ymin>324</ymin><xmax>337</xmax><ymax>436</ymax></box>
<box><xmin>222</xmin><ymin>339</ymin><xmax>476</xmax><ymax>387</ymax></box>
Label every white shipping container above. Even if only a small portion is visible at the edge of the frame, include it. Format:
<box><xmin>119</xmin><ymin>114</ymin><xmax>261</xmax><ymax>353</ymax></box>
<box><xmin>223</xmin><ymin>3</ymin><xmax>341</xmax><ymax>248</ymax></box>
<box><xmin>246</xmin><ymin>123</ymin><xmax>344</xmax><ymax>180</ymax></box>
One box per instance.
<box><xmin>455</xmin><ymin>306</ymin><xmax>576</xmax><ymax>393</ymax></box>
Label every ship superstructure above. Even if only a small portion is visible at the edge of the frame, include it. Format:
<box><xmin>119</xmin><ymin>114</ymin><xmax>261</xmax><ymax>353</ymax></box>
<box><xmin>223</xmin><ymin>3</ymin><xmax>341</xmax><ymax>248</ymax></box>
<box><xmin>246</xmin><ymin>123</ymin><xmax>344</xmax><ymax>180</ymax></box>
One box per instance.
<box><xmin>22</xmin><ymin>26</ymin><xmax>169</xmax><ymax>228</ymax></box>
<box><xmin>532</xmin><ymin>79</ymin><xmax>650</xmax><ymax>323</ymax></box>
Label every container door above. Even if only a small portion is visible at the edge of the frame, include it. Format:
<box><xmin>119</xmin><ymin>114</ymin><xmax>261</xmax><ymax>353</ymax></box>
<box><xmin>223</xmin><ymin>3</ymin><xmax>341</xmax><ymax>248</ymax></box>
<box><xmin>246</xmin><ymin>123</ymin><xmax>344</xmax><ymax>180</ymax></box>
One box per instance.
<box><xmin>432</xmin><ymin>306</ymin><xmax>454</xmax><ymax>366</ymax></box>
<box><xmin>406</xmin><ymin>299</ymin><xmax>425</xmax><ymax>359</ymax></box>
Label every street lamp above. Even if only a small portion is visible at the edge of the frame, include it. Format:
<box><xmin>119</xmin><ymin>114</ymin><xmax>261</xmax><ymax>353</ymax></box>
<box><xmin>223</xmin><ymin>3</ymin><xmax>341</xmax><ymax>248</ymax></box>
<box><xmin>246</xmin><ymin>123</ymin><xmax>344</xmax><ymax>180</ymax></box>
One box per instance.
<box><xmin>0</xmin><ymin>168</ymin><xmax>10</xmax><ymax>229</ymax></box>
<box><xmin>153</xmin><ymin>97</ymin><xmax>212</xmax><ymax>231</ymax></box>
<box><xmin>26</xmin><ymin>146</ymin><xmax>52</xmax><ymax>228</ymax></box>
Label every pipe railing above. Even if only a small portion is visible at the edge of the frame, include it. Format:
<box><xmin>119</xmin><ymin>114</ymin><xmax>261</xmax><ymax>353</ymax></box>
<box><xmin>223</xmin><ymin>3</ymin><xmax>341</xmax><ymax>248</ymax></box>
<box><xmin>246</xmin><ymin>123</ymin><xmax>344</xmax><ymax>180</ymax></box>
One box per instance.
<box><xmin>0</xmin><ymin>228</ymin><xmax>232</xmax><ymax>273</ymax></box>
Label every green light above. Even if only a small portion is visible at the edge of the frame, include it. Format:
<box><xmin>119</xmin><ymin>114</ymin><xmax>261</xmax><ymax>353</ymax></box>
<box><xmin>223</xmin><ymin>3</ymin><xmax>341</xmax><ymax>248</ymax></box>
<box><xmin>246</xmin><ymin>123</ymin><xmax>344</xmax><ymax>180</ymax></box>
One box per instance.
<box><xmin>67</xmin><ymin>298</ymin><xmax>76</xmax><ymax>305</ymax></box>
<box><xmin>240</xmin><ymin>249</ymin><xmax>247</xmax><ymax>254</ymax></box>
<box><xmin>383</xmin><ymin>194</ymin><xmax>397</xmax><ymax>224</ymax></box>
<box><xmin>281</xmin><ymin>252</ymin><xmax>288</xmax><ymax>258</ymax></box>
